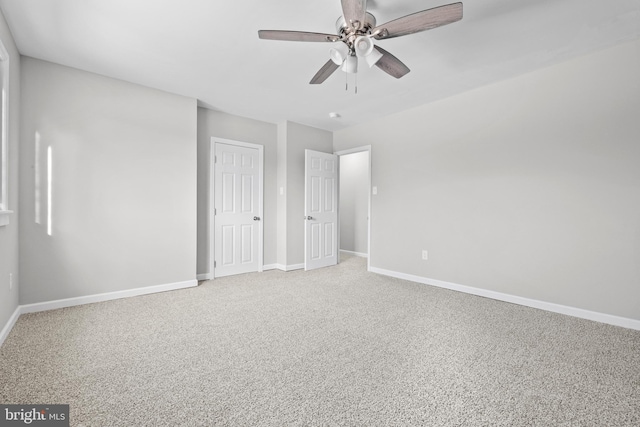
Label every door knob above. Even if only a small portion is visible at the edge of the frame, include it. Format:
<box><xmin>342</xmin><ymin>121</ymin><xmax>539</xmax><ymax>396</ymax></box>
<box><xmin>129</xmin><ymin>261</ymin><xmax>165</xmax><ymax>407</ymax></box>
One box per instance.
<box><xmin>306</xmin><ymin>216</ymin><xmax>313</xmax><ymax>220</ymax></box>
<box><xmin>253</xmin><ymin>216</ymin><xmax>261</xmax><ymax>221</ymax></box>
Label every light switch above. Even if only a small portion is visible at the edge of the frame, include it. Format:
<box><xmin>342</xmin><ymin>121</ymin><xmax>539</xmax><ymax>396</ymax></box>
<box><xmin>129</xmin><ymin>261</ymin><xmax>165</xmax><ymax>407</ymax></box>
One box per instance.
<box><xmin>372</xmin><ymin>186</ymin><xmax>378</xmax><ymax>195</ymax></box>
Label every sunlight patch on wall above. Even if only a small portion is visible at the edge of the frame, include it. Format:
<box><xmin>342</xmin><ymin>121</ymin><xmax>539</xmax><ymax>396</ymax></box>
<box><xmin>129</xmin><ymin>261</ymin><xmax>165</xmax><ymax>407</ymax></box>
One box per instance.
<box><xmin>35</xmin><ymin>131</ymin><xmax>41</xmax><ymax>224</ymax></box>
<box><xmin>47</xmin><ymin>145</ymin><xmax>52</xmax><ymax>236</ymax></box>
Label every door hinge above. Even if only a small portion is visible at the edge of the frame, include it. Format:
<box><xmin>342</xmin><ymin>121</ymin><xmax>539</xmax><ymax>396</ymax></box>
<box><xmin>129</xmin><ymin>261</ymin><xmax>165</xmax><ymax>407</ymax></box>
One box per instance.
<box><xmin>214</xmin><ymin>261</ymin><xmax>216</xmax><ymax>268</ymax></box>
<box><xmin>214</xmin><ymin>208</ymin><xmax>217</xmax><ymax>215</ymax></box>
<box><xmin>214</xmin><ymin>155</ymin><xmax>217</xmax><ymax>163</ymax></box>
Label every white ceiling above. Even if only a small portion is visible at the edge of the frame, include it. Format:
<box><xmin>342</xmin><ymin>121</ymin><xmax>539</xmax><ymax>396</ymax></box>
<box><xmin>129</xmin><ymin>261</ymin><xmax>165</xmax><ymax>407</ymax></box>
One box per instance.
<box><xmin>1</xmin><ymin>0</ymin><xmax>639</xmax><ymax>131</ymax></box>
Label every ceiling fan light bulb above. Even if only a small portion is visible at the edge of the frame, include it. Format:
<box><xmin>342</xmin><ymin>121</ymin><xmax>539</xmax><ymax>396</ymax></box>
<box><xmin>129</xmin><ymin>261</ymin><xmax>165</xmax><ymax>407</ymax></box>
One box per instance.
<box><xmin>365</xmin><ymin>49</ymin><xmax>383</xmax><ymax>67</ymax></box>
<box><xmin>354</xmin><ymin>36</ymin><xmax>374</xmax><ymax>58</ymax></box>
<box><xmin>341</xmin><ymin>55</ymin><xmax>358</xmax><ymax>73</ymax></box>
<box><xmin>329</xmin><ymin>48</ymin><xmax>344</xmax><ymax>65</ymax></box>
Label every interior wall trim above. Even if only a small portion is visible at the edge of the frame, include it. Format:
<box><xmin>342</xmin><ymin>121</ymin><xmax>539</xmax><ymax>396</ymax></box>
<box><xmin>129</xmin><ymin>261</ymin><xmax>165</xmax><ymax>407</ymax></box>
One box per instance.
<box><xmin>199</xmin><ymin>265</ymin><xmax>304</xmax><ymax>278</ymax></box>
<box><xmin>0</xmin><ymin>306</ymin><xmax>21</xmax><ymax>348</ymax></box>
<box><xmin>339</xmin><ymin>249</ymin><xmax>368</xmax><ymax>258</ymax></box>
<box><xmin>19</xmin><ymin>280</ymin><xmax>198</xmax><ymax>315</ymax></box>
<box><xmin>0</xmin><ymin>280</ymin><xmax>198</xmax><ymax>348</ymax></box>
<box><xmin>369</xmin><ymin>267</ymin><xmax>640</xmax><ymax>331</ymax></box>
<box><xmin>264</xmin><ymin>264</ymin><xmax>304</xmax><ymax>272</ymax></box>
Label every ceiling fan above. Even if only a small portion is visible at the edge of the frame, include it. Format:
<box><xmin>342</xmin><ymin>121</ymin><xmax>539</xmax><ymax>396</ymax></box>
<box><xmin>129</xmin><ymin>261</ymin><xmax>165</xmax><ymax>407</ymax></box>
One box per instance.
<box><xmin>258</xmin><ymin>0</ymin><xmax>463</xmax><ymax>84</ymax></box>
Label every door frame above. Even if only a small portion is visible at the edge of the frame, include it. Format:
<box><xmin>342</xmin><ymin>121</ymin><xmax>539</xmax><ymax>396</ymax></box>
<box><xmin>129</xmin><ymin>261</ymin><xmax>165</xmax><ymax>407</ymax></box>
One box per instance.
<box><xmin>335</xmin><ymin>145</ymin><xmax>372</xmax><ymax>271</ymax></box>
<box><xmin>209</xmin><ymin>137</ymin><xmax>264</xmax><ymax>279</ymax></box>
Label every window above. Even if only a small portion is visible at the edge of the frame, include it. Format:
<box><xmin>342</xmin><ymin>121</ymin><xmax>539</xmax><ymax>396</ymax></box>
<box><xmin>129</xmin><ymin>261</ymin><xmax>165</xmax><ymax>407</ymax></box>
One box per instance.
<box><xmin>0</xmin><ymin>38</ymin><xmax>10</xmax><ymax>226</ymax></box>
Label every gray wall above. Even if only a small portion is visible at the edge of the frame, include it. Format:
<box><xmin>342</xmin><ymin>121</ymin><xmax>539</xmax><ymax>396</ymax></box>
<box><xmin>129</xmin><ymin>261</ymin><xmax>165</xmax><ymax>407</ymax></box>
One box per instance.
<box><xmin>19</xmin><ymin>57</ymin><xmax>197</xmax><ymax>304</ymax></box>
<box><xmin>0</xmin><ymin>10</ymin><xmax>20</xmax><ymax>331</ymax></box>
<box><xmin>339</xmin><ymin>151</ymin><xmax>369</xmax><ymax>255</ymax></box>
<box><xmin>281</xmin><ymin>121</ymin><xmax>333</xmax><ymax>266</ymax></box>
<box><xmin>334</xmin><ymin>40</ymin><xmax>640</xmax><ymax>321</ymax></box>
<box><xmin>196</xmin><ymin>108</ymin><xmax>278</xmax><ymax>275</ymax></box>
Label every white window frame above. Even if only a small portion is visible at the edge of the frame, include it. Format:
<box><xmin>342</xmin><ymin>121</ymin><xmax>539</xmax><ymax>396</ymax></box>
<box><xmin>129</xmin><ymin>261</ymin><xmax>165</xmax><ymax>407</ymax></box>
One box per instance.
<box><xmin>0</xmin><ymin>38</ymin><xmax>11</xmax><ymax>226</ymax></box>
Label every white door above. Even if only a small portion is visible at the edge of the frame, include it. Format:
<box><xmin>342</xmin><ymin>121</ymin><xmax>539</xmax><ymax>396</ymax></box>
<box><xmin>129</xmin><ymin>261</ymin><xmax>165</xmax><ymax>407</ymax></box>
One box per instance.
<box><xmin>214</xmin><ymin>142</ymin><xmax>262</xmax><ymax>277</ymax></box>
<box><xmin>304</xmin><ymin>149</ymin><xmax>338</xmax><ymax>270</ymax></box>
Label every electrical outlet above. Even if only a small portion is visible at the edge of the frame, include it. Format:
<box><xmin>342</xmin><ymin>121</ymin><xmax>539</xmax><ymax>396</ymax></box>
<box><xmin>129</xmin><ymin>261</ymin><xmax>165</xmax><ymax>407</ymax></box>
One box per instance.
<box><xmin>422</xmin><ymin>250</ymin><xmax>428</xmax><ymax>261</ymax></box>
<box><xmin>9</xmin><ymin>273</ymin><xmax>13</xmax><ymax>290</ymax></box>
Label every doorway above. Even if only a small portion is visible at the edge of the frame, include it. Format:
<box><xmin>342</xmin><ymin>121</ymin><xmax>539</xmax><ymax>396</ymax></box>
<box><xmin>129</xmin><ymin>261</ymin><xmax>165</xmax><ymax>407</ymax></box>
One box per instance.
<box><xmin>210</xmin><ymin>138</ymin><xmax>264</xmax><ymax>278</ymax></box>
<box><xmin>336</xmin><ymin>146</ymin><xmax>371</xmax><ymax>269</ymax></box>
<box><xmin>304</xmin><ymin>149</ymin><xmax>339</xmax><ymax>271</ymax></box>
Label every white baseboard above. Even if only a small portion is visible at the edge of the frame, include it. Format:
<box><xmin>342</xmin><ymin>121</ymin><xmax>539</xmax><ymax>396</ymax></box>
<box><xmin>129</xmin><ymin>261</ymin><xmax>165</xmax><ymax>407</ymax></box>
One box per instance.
<box><xmin>199</xmin><ymin>264</ymin><xmax>304</xmax><ymax>277</ymax></box>
<box><xmin>1</xmin><ymin>280</ymin><xmax>198</xmax><ymax>348</ymax></box>
<box><xmin>19</xmin><ymin>280</ymin><xmax>198</xmax><ymax>315</ymax></box>
<box><xmin>0</xmin><ymin>306</ymin><xmax>21</xmax><ymax>348</ymax></box>
<box><xmin>369</xmin><ymin>267</ymin><xmax>640</xmax><ymax>331</ymax></box>
<box><xmin>340</xmin><ymin>250</ymin><xmax>368</xmax><ymax>258</ymax></box>
<box><xmin>263</xmin><ymin>263</ymin><xmax>304</xmax><ymax>272</ymax></box>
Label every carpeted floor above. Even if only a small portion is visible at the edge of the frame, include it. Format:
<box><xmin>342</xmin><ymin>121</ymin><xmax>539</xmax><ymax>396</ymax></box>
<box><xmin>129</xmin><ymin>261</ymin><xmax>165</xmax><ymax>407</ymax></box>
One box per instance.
<box><xmin>1</xmin><ymin>254</ymin><xmax>639</xmax><ymax>426</ymax></box>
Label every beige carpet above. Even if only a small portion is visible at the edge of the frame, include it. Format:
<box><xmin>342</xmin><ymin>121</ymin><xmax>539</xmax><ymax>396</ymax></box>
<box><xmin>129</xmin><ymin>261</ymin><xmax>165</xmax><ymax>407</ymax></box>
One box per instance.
<box><xmin>1</xmin><ymin>255</ymin><xmax>639</xmax><ymax>426</ymax></box>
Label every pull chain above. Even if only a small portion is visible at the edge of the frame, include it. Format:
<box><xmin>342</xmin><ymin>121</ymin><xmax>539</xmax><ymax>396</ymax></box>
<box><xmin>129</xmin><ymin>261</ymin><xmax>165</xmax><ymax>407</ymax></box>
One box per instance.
<box><xmin>355</xmin><ymin>69</ymin><xmax>358</xmax><ymax>94</ymax></box>
<box><xmin>342</xmin><ymin>54</ymin><xmax>358</xmax><ymax>94</ymax></box>
<box><xmin>345</xmin><ymin>64</ymin><xmax>348</xmax><ymax>91</ymax></box>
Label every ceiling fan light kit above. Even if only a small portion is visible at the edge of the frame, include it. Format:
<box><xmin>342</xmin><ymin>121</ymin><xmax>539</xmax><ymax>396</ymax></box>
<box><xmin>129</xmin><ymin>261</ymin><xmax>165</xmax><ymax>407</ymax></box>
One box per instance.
<box><xmin>354</xmin><ymin>36</ymin><xmax>383</xmax><ymax>68</ymax></box>
<box><xmin>330</xmin><ymin>48</ymin><xmax>345</xmax><ymax>66</ymax></box>
<box><xmin>258</xmin><ymin>0</ymin><xmax>463</xmax><ymax>85</ymax></box>
<box><xmin>341</xmin><ymin>55</ymin><xmax>359</xmax><ymax>74</ymax></box>
<box><xmin>355</xmin><ymin>36</ymin><xmax>374</xmax><ymax>56</ymax></box>
<box><xmin>365</xmin><ymin>49</ymin><xmax>384</xmax><ymax>68</ymax></box>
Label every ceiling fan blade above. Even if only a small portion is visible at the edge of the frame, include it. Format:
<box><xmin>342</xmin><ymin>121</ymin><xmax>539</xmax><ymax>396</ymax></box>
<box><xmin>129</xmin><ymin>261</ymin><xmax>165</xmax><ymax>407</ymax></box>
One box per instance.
<box><xmin>310</xmin><ymin>60</ymin><xmax>340</xmax><ymax>84</ymax></box>
<box><xmin>372</xmin><ymin>2</ymin><xmax>463</xmax><ymax>40</ymax></box>
<box><xmin>341</xmin><ymin>0</ymin><xmax>367</xmax><ymax>30</ymax></box>
<box><xmin>258</xmin><ymin>30</ymin><xmax>340</xmax><ymax>43</ymax></box>
<box><xmin>373</xmin><ymin>46</ymin><xmax>410</xmax><ymax>78</ymax></box>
